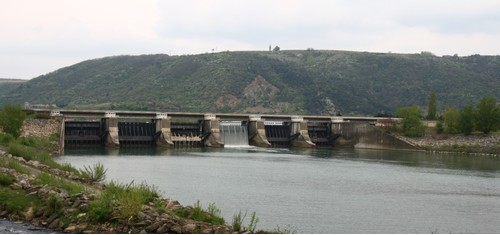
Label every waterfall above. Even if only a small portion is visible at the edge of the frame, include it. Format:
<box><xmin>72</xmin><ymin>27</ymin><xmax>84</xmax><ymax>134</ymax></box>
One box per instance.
<box><xmin>220</xmin><ymin>121</ymin><xmax>249</xmax><ymax>147</ymax></box>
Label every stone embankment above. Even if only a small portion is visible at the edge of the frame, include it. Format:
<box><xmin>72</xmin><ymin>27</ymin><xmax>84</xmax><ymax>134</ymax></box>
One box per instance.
<box><xmin>21</xmin><ymin>119</ymin><xmax>61</xmax><ymax>138</ymax></box>
<box><xmin>395</xmin><ymin>133</ymin><xmax>500</xmax><ymax>156</ymax></box>
<box><xmin>0</xmin><ymin>152</ymin><xmax>237</xmax><ymax>234</ymax></box>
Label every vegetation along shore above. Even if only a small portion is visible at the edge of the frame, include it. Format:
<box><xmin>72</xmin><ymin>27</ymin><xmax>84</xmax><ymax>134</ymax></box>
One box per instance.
<box><xmin>0</xmin><ymin>106</ymin><xmax>286</xmax><ymax>234</ymax></box>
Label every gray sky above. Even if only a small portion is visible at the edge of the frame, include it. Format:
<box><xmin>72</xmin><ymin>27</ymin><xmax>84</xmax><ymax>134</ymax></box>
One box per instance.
<box><xmin>2</xmin><ymin>0</ymin><xmax>500</xmax><ymax>79</ymax></box>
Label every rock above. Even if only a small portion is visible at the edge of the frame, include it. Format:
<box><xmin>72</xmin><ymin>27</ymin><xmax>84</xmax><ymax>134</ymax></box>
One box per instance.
<box><xmin>48</xmin><ymin>218</ymin><xmax>60</xmax><ymax>229</ymax></box>
<box><xmin>134</xmin><ymin>221</ymin><xmax>148</xmax><ymax>227</ymax></box>
<box><xmin>76</xmin><ymin>223</ymin><xmax>88</xmax><ymax>231</ymax></box>
<box><xmin>182</xmin><ymin>223</ymin><xmax>197</xmax><ymax>233</ymax></box>
<box><xmin>9</xmin><ymin>183</ymin><xmax>22</xmax><ymax>190</ymax></box>
<box><xmin>170</xmin><ymin>225</ymin><xmax>182</xmax><ymax>234</ymax></box>
<box><xmin>145</xmin><ymin>221</ymin><xmax>163</xmax><ymax>232</ymax></box>
<box><xmin>46</xmin><ymin>213</ymin><xmax>59</xmax><ymax>224</ymax></box>
<box><xmin>156</xmin><ymin>224</ymin><xmax>169</xmax><ymax>233</ymax></box>
<box><xmin>0</xmin><ymin>210</ymin><xmax>8</xmax><ymax>217</ymax></box>
<box><xmin>65</xmin><ymin>225</ymin><xmax>77</xmax><ymax>233</ymax></box>
<box><xmin>72</xmin><ymin>199</ymin><xmax>82</xmax><ymax>208</ymax></box>
<box><xmin>202</xmin><ymin>227</ymin><xmax>215</xmax><ymax>234</ymax></box>
<box><xmin>139</xmin><ymin>229</ymin><xmax>148</xmax><ymax>234</ymax></box>
<box><xmin>23</xmin><ymin>207</ymin><xmax>35</xmax><ymax>221</ymax></box>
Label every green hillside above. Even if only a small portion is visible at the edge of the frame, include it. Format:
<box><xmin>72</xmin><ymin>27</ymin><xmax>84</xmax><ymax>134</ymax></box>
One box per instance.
<box><xmin>0</xmin><ymin>79</ymin><xmax>27</xmax><ymax>99</ymax></box>
<box><xmin>1</xmin><ymin>50</ymin><xmax>500</xmax><ymax>115</ymax></box>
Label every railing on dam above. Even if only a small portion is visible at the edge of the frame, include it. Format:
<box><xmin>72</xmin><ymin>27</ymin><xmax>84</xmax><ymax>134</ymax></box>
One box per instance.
<box><xmin>35</xmin><ymin>108</ymin><xmax>401</xmax><ymax>149</ymax></box>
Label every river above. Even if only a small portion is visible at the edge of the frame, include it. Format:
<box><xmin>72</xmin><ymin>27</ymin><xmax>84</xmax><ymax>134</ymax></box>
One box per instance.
<box><xmin>57</xmin><ymin>147</ymin><xmax>500</xmax><ymax>233</ymax></box>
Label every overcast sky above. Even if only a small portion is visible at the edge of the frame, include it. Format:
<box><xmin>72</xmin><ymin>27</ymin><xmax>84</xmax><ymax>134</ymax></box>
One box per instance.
<box><xmin>2</xmin><ymin>0</ymin><xmax>500</xmax><ymax>79</ymax></box>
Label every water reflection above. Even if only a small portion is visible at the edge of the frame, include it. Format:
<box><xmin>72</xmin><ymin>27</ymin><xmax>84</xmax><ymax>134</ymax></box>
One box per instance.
<box><xmin>63</xmin><ymin>147</ymin><xmax>500</xmax><ymax>173</ymax></box>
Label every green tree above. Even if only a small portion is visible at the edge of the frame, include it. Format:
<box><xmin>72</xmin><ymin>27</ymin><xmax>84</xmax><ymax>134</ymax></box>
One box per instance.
<box><xmin>459</xmin><ymin>105</ymin><xmax>475</xmax><ymax>135</ymax></box>
<box><xmin>426</xmin><ymin>91</ymin><xmax>437</xmax><ymax>120</ymax></box>
<box><xmin>443</xmin><ymin>107</ymin><xmax>460</xmax><ymax>134</ymax></box>
<box><xmin>474</xmin><ymin>96</ymin><xmax>500</xmax><ymax>134</ymax></box>
<box><xmin>0</xmin><ymin>105</ymin><xmax>26</xmax><ymax>138</ymax></box>
<box><xmin>396</xmin><ymin>106</ymin><xmax>426</xmax><ymax>137</ymax></box>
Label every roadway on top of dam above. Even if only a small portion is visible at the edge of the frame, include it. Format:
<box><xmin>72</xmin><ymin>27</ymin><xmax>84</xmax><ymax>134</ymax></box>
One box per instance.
<box><xmin>32</xmin><ymin>108</ymin><xmax>391</xmax><ymax>122</ymax></box>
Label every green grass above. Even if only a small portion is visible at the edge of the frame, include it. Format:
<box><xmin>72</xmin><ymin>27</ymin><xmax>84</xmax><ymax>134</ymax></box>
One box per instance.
<box><xmin>32</xmin><ymin>172</ymin><xmax>86</xmax><ymax>195</ymax></box>
<box><xmin>87</xmin><ymin>180</ymin><xmax>160</xmax><ymax>223</ymax></box>
<box><xmin>0</xmin><ymin>157</ymin><xmax>30</xmax><ymax>174</ymax></box>
<box><xmin>0</xmin><ymin>132</ymin><xmax>15</xmax><ymax>145</ymax></box>
<box><xmin>174</xmin><ymin>200</ymin><xmax>225</xmax><ymax>225</ymax></box>
<box><xmin>79</xmin><ymin>162</ymin><xmax>107</xmax><ymax>182</ymax></box>
<box><xmin>6</xmin><ymin>136</ymin><xmax>81</xmax><ymax>176</ymax></box>
<box><xmin>0</xmin><ymin>187</ymin><xmax>41</xmax><ymax>213</ymax></box>
<box><xmin>0</xmin><ymin>172</ymin><xmax>15</xmax><ymax>186</ymax></box>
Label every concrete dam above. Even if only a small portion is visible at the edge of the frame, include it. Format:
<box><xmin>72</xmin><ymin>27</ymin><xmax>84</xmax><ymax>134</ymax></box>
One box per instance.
<box><xmin>35</xmin><ymin>109</ymin><xmax>419</xmax><ymax>151</ymax></box>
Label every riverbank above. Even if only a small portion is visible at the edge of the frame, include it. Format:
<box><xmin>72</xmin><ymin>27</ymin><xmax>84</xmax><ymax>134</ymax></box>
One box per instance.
<box><xmin>1</xmin><ymin>120</ymin><xmax>267</xmax><ymax>234</ymax></box>
<box><xmin>395</xmin><ymin>132</ymin><xmax>500</xmax><ymax>156</ymax></box>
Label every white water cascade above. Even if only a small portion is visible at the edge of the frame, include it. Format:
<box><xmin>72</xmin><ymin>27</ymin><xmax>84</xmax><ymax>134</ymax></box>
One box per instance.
<box><xmin>220</xmin><ymin>121</ymin><xmax>249</xmax><ymax>147</ymax></box>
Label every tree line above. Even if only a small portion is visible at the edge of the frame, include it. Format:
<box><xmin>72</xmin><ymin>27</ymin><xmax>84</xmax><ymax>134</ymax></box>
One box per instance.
<box><xmin>396</xmin><ymin>93</ymin><xmax>500</xmax><ymax>137</ymax></box>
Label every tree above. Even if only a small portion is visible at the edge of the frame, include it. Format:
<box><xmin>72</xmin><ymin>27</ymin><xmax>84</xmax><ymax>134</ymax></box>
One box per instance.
<box><xmin>459</xmin><ymin>105</ymin><xmax>475</xmax><ymax>135</ymax></box>
<box><xmin>0</xmin><ymin>104</ymin><xmax>26</xmax><ymax>138</ymax></box>
<box><xmin>396</xmin><ymin>106</ymin><xmax>426</xmax><ymax>137</ymax></box>
<box><xmin>474</xmin><ymin>96</ymin><xmax>500</xmax><ymax>134</ymax></box>
<box><xmin>426</xmin><ymin>91</ymin><xmax>437</xmax><ymax>120</ymax></box>
<box><xmin>443</xmin><ymin>107</ymin><xmax>460</xmax><ymax>134</ymax></box>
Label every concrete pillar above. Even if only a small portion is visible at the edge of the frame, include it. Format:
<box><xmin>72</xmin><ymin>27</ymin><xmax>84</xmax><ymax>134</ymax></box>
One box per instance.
<box><xmin>248</xmin><ymin>115</ymin><xmax>271</xmax><ymax>147</ymax></box>
<box><xmin>290</xmin><ymin>116</ymin><xmax>315</xmax><ymax>148</ymax></box>
<box><xmin>155</xmin><ymin>113</ymin><xmax>174</xmax><ymax>148</ymax></box>
<box><xmin>50</xmin><ymin>111</ymin><xmax>65</xmax><ymax>154</ymax></box>
<box><xmin>329</xmin><ymin>117</ymin><xmax>344</xmax><ymax>146</ymax></box>
<box><xmin>202</xmin><ymin>114</ymin><xmax>224</xmax><ymax>147</ymax></box>
<box><xmin>104</xmin><ymin>112</ymin><xmax>119</xmax><ymax>148</ymax></box>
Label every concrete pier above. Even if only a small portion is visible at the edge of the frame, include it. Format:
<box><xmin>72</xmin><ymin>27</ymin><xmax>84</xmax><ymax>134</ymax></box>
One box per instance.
<box><xmin>155</xmin><ymin>113</ymin><xmax>174</xmax><ymax>148</ymax></box>
<box><xmin>104</xmin><ymin>112</ymin><xmax>120</xmax><ymax>148</ymax></box>
<box><xmin>202</xmin><ymin>114</ymin><xmax>224</xmax><ymax>147</ymax></box>
<box><xmin>248</xmin><ymin>115</ymin><xmax>271</xmax><ymax>147</ymax></box>
<box><xmin>290</xmin><ymin>116</ymin><xmax>315</xmax><ymax>148</ymax></box>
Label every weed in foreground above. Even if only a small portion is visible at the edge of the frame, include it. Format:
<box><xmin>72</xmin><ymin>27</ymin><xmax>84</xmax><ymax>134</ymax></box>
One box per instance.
<box><xmin>0</xmin><ymin>187</ymin><xmax>41</xmax><ymax>213</ymax></box>
<box><xmin>79</xmin><ymin>162</ymin><xmax>107</xmax><ymax>182</ymax></box>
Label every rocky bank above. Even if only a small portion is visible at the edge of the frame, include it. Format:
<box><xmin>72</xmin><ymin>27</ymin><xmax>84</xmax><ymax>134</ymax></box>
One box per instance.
<box><xmin>0</xmin><ymin>152</ymin><xmax>240</xmax><ymax>234</ymax></box>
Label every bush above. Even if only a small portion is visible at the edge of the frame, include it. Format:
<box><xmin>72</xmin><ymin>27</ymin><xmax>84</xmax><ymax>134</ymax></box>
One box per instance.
<box><xmin>175</xmin><ymin>200</ymin><xmax>225</xmax><ymax>225</ymax></box>
<box><xmin>475</xmin><ymin>96</ymin><xmax>500</xmax><ymax>134</ymax></box>
<box><xmin>0</xmin><ymin>105</ymin><xmax>26</xmax><ymax>138</ymax></box>
<box><xmin>397</xmin><ymin>106</ymin><xmax>426</xmax><ymax>137</ymax></box>
<box><xmin>0</xmin><ymin>187</ymin><xmax>41</xmax><ymax>213</ymax></box>
<box><xmin>79</xmin><ymin>162</ymin><xmax>107</xmax><ymax>182</ymax></box>
<box><xmin>87</xmin><ymin>181</ymin><xmax>160</xmax><ymax>223</ymax></box>
<box><xmin>0</xmin><ymin>132</ymin><xmax>15</xmax><ymax>145</ymax></box>
<box><xmin>0</xmin><ymin>172</ymin><xmax>15</xmax><ymax>186</ymax></box>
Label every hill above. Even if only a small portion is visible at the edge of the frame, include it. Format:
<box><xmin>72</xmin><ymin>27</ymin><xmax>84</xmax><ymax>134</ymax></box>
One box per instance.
<box><xmin>0</xmin><ymin>79</ymin><xmax>27</xmax><ymax>99</ymax></box>
<box><xmin>1</xmin><ymin>50</ymin><xmax>500</xmax><ymax>115</ymax></box>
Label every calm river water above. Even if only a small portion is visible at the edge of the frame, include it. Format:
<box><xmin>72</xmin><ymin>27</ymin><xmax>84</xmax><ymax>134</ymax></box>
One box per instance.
<box><xmin>57</xmin><ymin>147</ymin><xmax>500</xmax><ymax>233</ymax></box>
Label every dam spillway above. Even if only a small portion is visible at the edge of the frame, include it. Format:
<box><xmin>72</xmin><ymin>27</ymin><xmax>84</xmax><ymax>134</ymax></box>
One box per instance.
<box><xmin>36</xmin><ymin>109</ymin><xmax>408</xmax><ymax>150</ymax></box>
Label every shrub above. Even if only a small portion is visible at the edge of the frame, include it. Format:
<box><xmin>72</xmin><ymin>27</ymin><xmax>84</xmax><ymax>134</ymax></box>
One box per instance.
<box><xmin>0</xmin><ymin>187</ymin><xmax>41</xmax><ymax>213</ymax></box>
<box><xmin>0</xmin><ymin>104</ymin><xmax>26</xmax><ymax>138</ymax></box>
<box><xmin>232</xmin><ymin>210</ymin><xmax>246</xmax><ymax>232</ymax></box>
<box><xmin>0</xmin><ymin>172</ymin><xmax>15</xmax><ymax>186</ymax></box>
<box><xmin>79</xmin><ymin>162</ymin><xmax>107</xmax><ymax>182</ymax></box>
<box><xmin>174</xmin><ymin>200</ymin><xmax>225</xmax><ymax>225</ymax></box>
<box><xmin>0</xmin><ymin>132</ymin><xmax>15</xmax><ymax>145</ymax></box>
<box><xmin>397</xmin><ymin>106</ymin><xmax>426</xmax><ymax>137</ymax></box>
<box><xmin>87</xmin><ymin>181</ymin><xmax>160</xmax><ymax>223</ymax></box>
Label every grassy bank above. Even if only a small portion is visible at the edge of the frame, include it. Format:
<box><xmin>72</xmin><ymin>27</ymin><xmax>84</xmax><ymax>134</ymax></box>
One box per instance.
<box><xmin>0</xmin><ymin>133</ymin><xmax>283</xmax><ymax>233</ymax></box>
